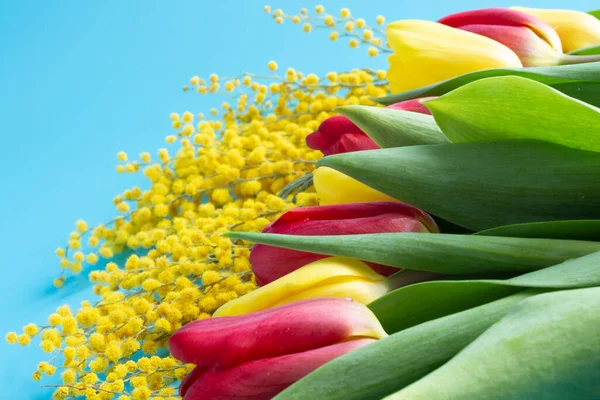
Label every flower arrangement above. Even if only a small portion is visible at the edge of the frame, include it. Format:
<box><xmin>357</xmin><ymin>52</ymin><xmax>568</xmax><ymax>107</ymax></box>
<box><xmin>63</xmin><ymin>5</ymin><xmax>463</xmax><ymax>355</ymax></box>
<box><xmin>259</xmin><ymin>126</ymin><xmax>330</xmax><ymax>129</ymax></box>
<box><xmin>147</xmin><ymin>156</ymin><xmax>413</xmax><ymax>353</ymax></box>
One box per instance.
<box><xmin>7</xmin><ymin>4</ymin><xmax>600</xmax><ymax>400</ymax></box>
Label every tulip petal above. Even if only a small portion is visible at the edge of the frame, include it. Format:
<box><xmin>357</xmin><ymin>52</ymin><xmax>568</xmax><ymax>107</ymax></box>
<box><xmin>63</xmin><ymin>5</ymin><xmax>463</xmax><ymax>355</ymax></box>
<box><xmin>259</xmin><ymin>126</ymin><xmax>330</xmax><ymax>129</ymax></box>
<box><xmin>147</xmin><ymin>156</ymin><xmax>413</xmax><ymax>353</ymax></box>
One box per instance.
<box><xmin>169</xmin><ymin>297</ymin><xmax>386</xmax><ymax>368</ymax></box>
<box><xmin>328</xmin><ymin>132</ymin><xmax>380</xmax><ymax>154</ymax></box>
<box><xmin>305</xmin><ymin>130</ymin><xmax>339</xmax><ymax>155</ymax></box>
<box><xmin>317</xmin><ymin>115</ymin><xmax>364</xmax><ymax>139</ymax></box>
<box><xmin>263</xmin><ymin>201</ymin><xmax>437</xmax><ymax>234</ymax></box>
<box><xmin>182</xmin><ymin>339</ymin><xmax>376</xmax><ymax>400</ymax></box>
<box><xmin>179</xmin><ymin>366</ymin><xmax>204</xmax><ymax>398</ymax></box>
<box><xmin>438</xmin><ymin>8</ymin><xmax>562</xmax><ymax>52</ymax></box>
<box><xmin>251</xmin><ymin>201</ymin><xmax>437</xmax><ymax>284</ymax></box>
<box><xmin>313</xmin><ymin>166</ymin><xmax>398</xmax><ymax>205</ymax></box>
<box><xmin>213</xmin><ymin>257</ymin><xmax>389</xmax><ymax>317</ymax></box>
<box><xmin>512</xmin><ymin>7</ymin><xmax>600</xmax><ymax>52</ymax></box>
<box><xmin>387</xmin><ymin>97</ymin><xmax>435</xmax><ymax>114</ymax></box>
<box><xmin>459</xmin><ymin>24</ymin><xmax>559</xmax><ymax>66</ymax></box>
<box><xmin>386</xmin><ymin>20</ymin><xmax>522</xmax><ymax>93</ymax></box>
<box><xmin>306</xmin><ymin>115</ymin><xmax>373</xmax><ymax>156</ymax></box>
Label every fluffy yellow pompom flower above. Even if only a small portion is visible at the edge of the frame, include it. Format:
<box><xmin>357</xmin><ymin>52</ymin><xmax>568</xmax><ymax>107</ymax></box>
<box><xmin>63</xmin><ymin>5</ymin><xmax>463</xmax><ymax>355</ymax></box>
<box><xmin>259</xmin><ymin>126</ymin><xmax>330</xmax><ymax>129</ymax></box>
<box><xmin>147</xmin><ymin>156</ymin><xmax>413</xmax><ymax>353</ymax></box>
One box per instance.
<box><xmin>313</xmin><ymin>166</ymin><xmax>398</xmax><ymax>205</ymax></box>
<box><xmin>5</xmin><ymin>332</ymin><xmax>17</xmax><ymax>344</ymax></box>
<box><xmin>23</xmin><ymin>323</ymin><xmax>39</xmax><ymax>336</ymax></box>
<box><xmin>18</xmin><ymin>334</ymin><xmax>31</xmax><ymax>346</ymax></box>
<box><xmin>75</xmin><ymin>219</ymin><xmax>88</xmax><ymax>233</ymax></box>
<box><xmin>385</xmin><ymin>20</ymin><xmax>522</xmax><ymax>93</ymax></box>
<box><xmin>16</xmin><ymin>7</ymin><xmax>391</xmax><ymax>396</ymax></box>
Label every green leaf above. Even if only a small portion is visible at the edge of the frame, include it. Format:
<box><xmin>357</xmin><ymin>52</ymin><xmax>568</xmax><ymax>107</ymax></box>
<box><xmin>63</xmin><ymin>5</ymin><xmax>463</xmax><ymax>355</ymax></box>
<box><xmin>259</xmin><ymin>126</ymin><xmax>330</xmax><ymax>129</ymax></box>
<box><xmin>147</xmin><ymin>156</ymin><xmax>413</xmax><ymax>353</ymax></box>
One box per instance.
<box><xmin>508</xmin><ymin>250</ymin><xmax>600</xmax><ymax>288</ymax></box>
<box><xmin>225</xmin><ymin>232</ymin><xmax>600</xmax><ymax>275</ymax></box>
<box><xmin>550</xmin><ymin>81</ymin><xmax>600</xmax><ymax>107</ymax></box>
<box><xmin>588</xmin><ymin>9</ymin><xmax>600</xmax><ymax>20</ymax></box>
<box><xmin>568</xmin><ymin>44</ymin><xmax>600</xmax><ymax>55</ymax></box>
<box><xmin>274</xmin><ymin>290</ymin><xmax>542</xmax><ymax>400</ymax></box>
<box><xmin>370</xmin><ymin>282</ymin><xmax>519</xmax><ymax>334</ymax></box>
<box><xmin>317</xmin><ymin>140</ymin><xmax>600</xmax><ymax>230</ymax></box>
<box><xmin>386</xmin><ymin>287</ymin><xmax>600</xmax><ymax>400</ymax></box>
<box><xmin>375</xmin><ymin>62</ymin><xmax>600</xmax><ymax>105</ymax></box>
<box><xmin>370</xmin><ymin>250</ymin><xmax>600</xmax><ymax>333</ymax></box>
<box><xmin>476</xmin><ymin>220</ymin><xmax>600</xmax><ymax>240</ymax></box>
<box><xmin>335</xmin><ymin>106</ymin><xmax>449</xmax><ymax>148</ymax></box>
<box><xmin>425</xmin><ymin>76</ymin><xmax>600</xmax><ymax>151</ymax></box>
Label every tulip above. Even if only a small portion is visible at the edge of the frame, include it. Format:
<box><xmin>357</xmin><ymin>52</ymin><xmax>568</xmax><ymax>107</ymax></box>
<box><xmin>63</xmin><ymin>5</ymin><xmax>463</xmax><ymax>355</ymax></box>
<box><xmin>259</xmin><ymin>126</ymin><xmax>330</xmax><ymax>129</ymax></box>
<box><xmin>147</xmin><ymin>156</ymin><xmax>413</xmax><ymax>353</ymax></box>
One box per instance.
<box><xmin>314</xmin><ymin>166</ymin><xmax>398</xmax><ymax>205</ymax></box>
<box><xmin>251</xmin><ymin>201</ymin><xmax>438</xmax><ymax>285</ymax></box>
<box><xmin>213</xmin><ymin>256</ymin><xmax>389</xmax><ymax>317</ymax></box>
<box><xmin>386</xmin><ymin>20</ymin><xmax>523</xmax><ymax>93</ymax></box>
<box><xmin>438</xmin><ymin>8</ymin><xmax>563</xmax><ymax>67</ymax></box>
<box><xmin>169</xmin><ymin>298</ymin><xmax>387</xmax><ymax>399</ymax></box>
<box><xmin>306</xmin><ymin>98</ymin><xmax>435</xmax><ymax>156</ymax></box>
<box><xmin>512</xmin><ymin>7</ymin><xmax>600</xmax><ymax>53</ymax></box>
<box><xmin>180</xmin><ymin>340</ymin><xmax>375</xmax><ymax>399</ymax></box>
<box><xmin>387</xmin><ymin>97</ymin><xmax>436</xmax><ymax>114</ymax></box>
<box><xmin>306</xmin><ymin>115</ymin><xmax>380</xmax><ymax>156</ymax></box>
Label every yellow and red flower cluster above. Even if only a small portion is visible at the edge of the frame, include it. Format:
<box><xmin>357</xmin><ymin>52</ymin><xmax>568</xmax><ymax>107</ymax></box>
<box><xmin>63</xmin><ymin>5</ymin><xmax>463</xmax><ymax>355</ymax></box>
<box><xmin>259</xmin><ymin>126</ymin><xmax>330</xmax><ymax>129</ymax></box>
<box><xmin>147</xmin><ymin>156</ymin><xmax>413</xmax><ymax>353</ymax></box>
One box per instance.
<box><xmin>6</xmin><ymin>4</ymin><xmax>600</xmax><ymax>400</ymax></box>
<box><xmin>168</xmin><ymin>6</ymin><xmax>600</xmax><ymax>400</ymax></box>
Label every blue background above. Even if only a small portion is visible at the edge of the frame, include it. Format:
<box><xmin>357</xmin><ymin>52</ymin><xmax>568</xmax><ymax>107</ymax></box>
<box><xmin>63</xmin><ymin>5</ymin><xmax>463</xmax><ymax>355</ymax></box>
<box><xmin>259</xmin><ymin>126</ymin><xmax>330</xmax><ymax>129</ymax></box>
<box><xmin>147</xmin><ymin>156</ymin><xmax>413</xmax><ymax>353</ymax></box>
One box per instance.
<box><xmin>0</xmin><ymin>0</ymin><xmax>595</xmax><ymax>398</ymax></box>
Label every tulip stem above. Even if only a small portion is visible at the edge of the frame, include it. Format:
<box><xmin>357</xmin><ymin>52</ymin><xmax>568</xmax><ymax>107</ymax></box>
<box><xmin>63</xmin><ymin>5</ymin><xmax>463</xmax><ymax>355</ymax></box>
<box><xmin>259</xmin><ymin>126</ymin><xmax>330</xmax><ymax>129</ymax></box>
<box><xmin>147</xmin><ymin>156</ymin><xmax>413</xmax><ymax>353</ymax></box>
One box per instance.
<box><xmin>387</xmin><ymin>270</ymin><xmax>441</xmax><ymax>290</ymax></box>
<box><xmin>558</xmin><ymin>54</ymin><xmax>600</xmax><ymax>65</ymax></box>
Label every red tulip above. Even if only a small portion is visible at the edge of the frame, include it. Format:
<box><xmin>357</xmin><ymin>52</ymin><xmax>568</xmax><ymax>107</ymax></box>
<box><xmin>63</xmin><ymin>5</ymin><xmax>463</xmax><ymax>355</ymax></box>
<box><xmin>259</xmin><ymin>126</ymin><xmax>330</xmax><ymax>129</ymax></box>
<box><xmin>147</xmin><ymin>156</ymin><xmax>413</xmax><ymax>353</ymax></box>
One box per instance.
<box><xmin>387</xmin><ymin>97</ymin><xmax>436</xmax><ymax>114</ymax></box>
<box><xmin>305</xmin><ymin>115</ymin><xmax>378</xmax><ymax>156</ymax></box>
<box><xmin>306</xmin><ymin>98</ymin><xmax>435</xmax><ymax>156</ymax></box>
<box><xmin>180</xmin><ymin>340</ymin><xmax>374</xmax><ymax>399</ymax></box>
<box><xmin>438</xmin><ymin>8</ymin><xmax>563</xmax><ymax>67</ymax></box>
<box><xmin>169</xmin><ymin>298</ymin><xmax>386</xmax><ymax>400</ymax></box>
<box><xmin>250</xmin><ymin>201</ymin><xmax>439</xmax><ymax>285</ymax></box>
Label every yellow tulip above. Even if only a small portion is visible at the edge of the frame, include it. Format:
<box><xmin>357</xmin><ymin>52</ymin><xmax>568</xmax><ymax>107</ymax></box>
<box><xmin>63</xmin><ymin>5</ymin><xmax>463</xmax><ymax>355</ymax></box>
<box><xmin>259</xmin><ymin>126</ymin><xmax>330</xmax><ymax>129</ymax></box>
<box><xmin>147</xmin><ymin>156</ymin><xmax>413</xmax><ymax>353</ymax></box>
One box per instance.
<box><xmin>313</xmin><ymin>166</ymin><xmax>398</xmax><ymax>205</ymax></box>
<box><xmin>213</xmin><ymin>256</ymin><xmax>389</xmax><ymax>317</ymax></box>
<box><xmin>511</xmin><ymin>7</ymin><xmax>600</xmax><ymax>52</ymax></box>
<box><xmin>386</xmin><ymin>20</ymin><xmax>523</xmax><ymax>93</ymax></box>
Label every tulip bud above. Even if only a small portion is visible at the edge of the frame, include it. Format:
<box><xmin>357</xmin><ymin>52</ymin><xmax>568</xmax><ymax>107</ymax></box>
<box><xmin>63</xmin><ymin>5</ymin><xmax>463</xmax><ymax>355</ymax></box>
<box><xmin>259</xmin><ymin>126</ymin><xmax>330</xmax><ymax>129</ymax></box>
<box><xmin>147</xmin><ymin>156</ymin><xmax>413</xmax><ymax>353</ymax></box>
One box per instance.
<box><xmin>213</xmin><ymin>257</ymin><xmax>390</xmax><ymax>317</ymax></box>
<box><xmin>512</xmin><ymin>7</ymin><xmax>600</xmax><ymax>53</ymax></box>
<box><xmin>439</xmin><ymin>8</ymin><xmax>563</xmax><ymax>67</ymax></box>
<box><xmin>181</xmin><ymin>339</ymin><xmax>375</xmax><ymax>400</ymax></box>
<box><xmin>386</xmin><ymin>20</ymin><xmax>523</xmax><ymax>93</ymax></box>
<box><xmin>170</xmin><ymin>298</ymin><xmax>386</xmax><ymax>399</ymax></box>
<box><xmin>306</xmin><ymin>115</ymin><xmax>379</xmax><ymax>156</ymax></box>
<box><xmin>251</xmin><ymin>201</ymin><xmax>438</xmax><ymax>285</ymax></box>
<box><xmin>313</xmin><ymin>166</ymin><xmax>398</xmax><ymax>205</ymax></box>
<box><xmin>387</xmin><ymin>97</ymin><xmax>437</xmax><ymax>114</ymax></box>
<box><xmin>306</xmin><ymin>98</ymin><xmax>434</xmax><ymax>156</ymax></box>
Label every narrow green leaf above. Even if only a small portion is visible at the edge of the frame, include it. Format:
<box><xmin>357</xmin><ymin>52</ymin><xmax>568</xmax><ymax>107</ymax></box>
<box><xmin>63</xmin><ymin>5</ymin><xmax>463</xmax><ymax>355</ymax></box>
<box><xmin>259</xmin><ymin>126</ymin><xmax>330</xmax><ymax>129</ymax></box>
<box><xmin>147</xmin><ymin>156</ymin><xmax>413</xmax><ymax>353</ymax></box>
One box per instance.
<box><xmin>425</xmin><ymin>76</ymin><xmax>600</xmax><ymax>151</ymax></box>
<box><xmin>317</xmin><ymin>141</ymin><xmax>600</xmax><ymax>230</ymax></box>
<box><xmin>386</xmin><ymin>287</ymin><xmax>600</xmax><ymax>400</ymax></box>
<box><xmin>274</xmin><ymin>290</ymin><xmax>542</xmax><ymax>400</ymax></box>
<box><xmin>588</xmin><ymin>9</ymin><xmax>600</xmax><ymax>19</ymax></box>
<box><xmin>375</xmin><ymin>62</ymin><xmax>600</xmax><ymax>105</ymax></box>
<box><xmin>508</xmin><ymin>250</ymin><xmax>600</xmax><ymax>288</ymax></box>
<box><xmin>370</xmin><ymin>250</ymin><xmax>600</xmax><ymax>333</ymax></box>
<box><xmin>335</xmin><ymin>106</ymin><xmax>448</xmax><ymax>148</ymax></box>
<box><xmin>476</xmin><ymin>220</ymin><xmax>600</xmax><ymax>240</ymax></box>
<box><xmin>552</xmin><ymin>81</ymin><xmax>600</xmax><ymax>107</ymax></box>
<box><xmin>568</xmin><ymin>44</ymin><xmax>600</xmax><ymax>55</ymax></box>
<box><xmin>225</xmin><ymin>232</ymin><xmax>600</xmax><ymax>275</ymax></box>
<box><xmin>370</xmin><ymin>282</ymin><xmax>518</xmax><ymax>334</ymax></box>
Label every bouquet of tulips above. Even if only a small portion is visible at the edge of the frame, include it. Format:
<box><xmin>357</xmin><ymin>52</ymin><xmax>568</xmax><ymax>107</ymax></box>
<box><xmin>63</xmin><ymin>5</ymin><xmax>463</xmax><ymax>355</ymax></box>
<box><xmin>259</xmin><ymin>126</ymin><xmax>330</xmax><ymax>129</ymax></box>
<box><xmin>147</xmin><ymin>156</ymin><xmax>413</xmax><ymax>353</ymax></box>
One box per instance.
<box><xmin>168</xmin><ymin>7</ymin><xmax>600</xmax><ymax>400</ymax></box>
